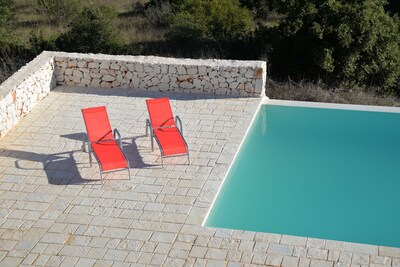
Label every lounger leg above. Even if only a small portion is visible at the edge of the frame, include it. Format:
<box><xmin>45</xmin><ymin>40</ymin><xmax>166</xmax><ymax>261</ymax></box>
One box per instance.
<box><xmin>128</xmin><ymin>168</ymin><xmax>131</xmax><ymax>180</ymax></box>
<box><xmin>100</xmin><ymin>170</ymin><xmax>103</xmax><ymax>184</ymax></box>
<box><xmin>82</xmin><ymin>140</ymin><xmax>86</xmax><ymax>152</ymax></box>
<box><xmin>89</xmin><ymin>149</ymin><xmax>92</xmax><ymax>167</ymax></box>
<box><xmin>151</xmin><ymin>133</ymin><xmax>154</xmax><ymax>151</ymax></box>
<box><xmin>187</xmin><ymin>154</ymin><xmax>190</xmax><ymax>165</ymax></box>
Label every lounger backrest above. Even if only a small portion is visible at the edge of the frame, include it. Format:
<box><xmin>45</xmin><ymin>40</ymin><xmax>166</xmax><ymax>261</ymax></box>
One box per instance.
<box><xmin>146</xmin><ymin>98</ymin><xmax>175</xmax><ymax>129</ymax></box>
<box><xmin>82</xmin><ymin>106</ymin><xmax>113</xmax><ymax>143</ymax></box>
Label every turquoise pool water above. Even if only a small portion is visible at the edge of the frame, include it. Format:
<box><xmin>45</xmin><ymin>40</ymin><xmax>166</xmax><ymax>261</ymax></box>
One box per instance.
<box><xmin>205</xmin><ymin>104</ymin><xmax>400</xmax><ymax>248</ymax></box>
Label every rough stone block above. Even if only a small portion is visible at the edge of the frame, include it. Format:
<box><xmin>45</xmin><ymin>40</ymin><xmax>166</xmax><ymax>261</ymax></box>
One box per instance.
<box><xmin>67</xmin><ymin>60</ymin><xmax>77</xmax><ymax>68</ymax></box>
<box><xmin>81</xmin><ymin>78</ymin><xmax>91</xmax><ymax>86</ymax></box>
<box><xmin>70</xmin><ymin>75</ymin><xmax>81</xmax><ymax>84</ymax></box>
<box><xmin>65</xmin><ymin>69</ymin><xmax>73</xmax><ymax>76</ymax></box>
<box><xmin>154</xmin><ymin>66</ymin><xmax>161</xmax><ymax>74</ymax></box>
<box><xmin>198</xmin><ymin>66</ymin><xmax>207</xmax><ymax>75</ymax></box>
<box><xmin>161</xmin><ymin>64</ymin><xmax>168</xmax><ymax>74</ymax></box>
<box><xmin>72</xmin><ymin>70</ymin><xmax>83</xmax><ymax>78</ymax></box>
<box><xmin>177</xmin><ymin>66</ymin><xmax>186</xmax><ymax>75</ymax></box>
<box><xmin>88</xmin><ymin>62</ymin><xmax>99</xmax><ymax>69</ymax></box>
<box><xmin>91</xmin><ymin>79</ymin><xmax>101</xmax><ymax>87</ymax></box>
<box><xmin>168</xmin><ymin>65</ymin><xmax>176</xmax><ymax>74</ymax></box>
<box><xmin>134</xmin><ymin>63</ymin><xmax>143</xmax><ymax>72</ymax></box>
<box><xmin>77</xmin><ymin>61</ymin><xmax>87</xmax><ymax>68</ymax></box>
<box><xmin>187</xmin><ymin>67</ymin><xmax>197</xmax><ymax>75</ymax></box>
<box><xmin>100</xmin><ymin>61</ymin><xmax>110</xmax><ymax>69</ymax></box>
<box><xmin>151</xmin><ymin>77</ymin><xmax>160</xmax><ymax>85</ymax></box>
<box><xmin>158</xmin><ymin>83</ymin><xmax>170</xmax><ymax>91</ymax></box>
<box><xmin>102</xmin><ymin>75</ymin><xmax>115</xmax><ymax>82</ymax></box>
<box><xmin>100</xmin><ymin>81</ymin><xmax>112</xmax><ymax>88</ymax></box>
<box><xmin>229</xmin><ymin>82</ymin><xmax>239</xmax><ymax>89</ymax></box>
<box><xmin>111</xmin><ymin>80</ymin><xmax>121</xmax><ymax>87</ymax></box>
<box><xmin>245</xmin><ymin>82</ymin><xmax>255</xmax><ymax>93</ymax></box>
<box><xmin>245</xmin><ymin>69</ymin><xmax>254</xmax><ymax>78</ymax></box>
<box><xmin>125</xmin><ymin>72</ymin><xmax>133</xmax><ymax>80</ymax></box>
<box><xmin>110</xmin><ymin>62</ymin><xmax>119</xmax><ymax>70</ymax></box>
<box><xmin>131</xmin><ymin>77</ymin><xmax>140</xmax><ymax>88</ymax></box>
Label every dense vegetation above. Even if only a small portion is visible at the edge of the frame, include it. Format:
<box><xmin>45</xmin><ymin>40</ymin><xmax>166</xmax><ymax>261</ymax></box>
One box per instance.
<box><xmin>1</xmin><ymin>0</ymin><xmax>400</xmax><ymax>105</ymax></box>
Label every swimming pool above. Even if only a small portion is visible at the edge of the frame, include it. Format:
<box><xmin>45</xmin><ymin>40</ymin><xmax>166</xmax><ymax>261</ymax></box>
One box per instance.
<box><xmin>205</xmin><ymin>100</ymin><xmax>400</xmax><ymax>248</ymax></box>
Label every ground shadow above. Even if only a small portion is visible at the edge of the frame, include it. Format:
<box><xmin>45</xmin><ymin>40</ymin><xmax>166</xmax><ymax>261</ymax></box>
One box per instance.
<box><xmin>62</xmin><ymin>132</ymin><xmax>157</xmax><ymax>169</ymax></box>
<box><xmin>122</xmin><ymin>135</ymin><xmax>157</xmax><ymax>169</ymax></box>
<box><xmin>0</xmin><ymin>148</ymin><xmax>98</xmax><ymax>185</ymax></box>
<box><xmin>60</xmin><ymin>133</ymin><xmax>86</xmax><ymax>142</ymax></box>
<box><xmin>53</xmin><ymin>85</ymin><xmax>255</xmax><ymax>101</ymax></box>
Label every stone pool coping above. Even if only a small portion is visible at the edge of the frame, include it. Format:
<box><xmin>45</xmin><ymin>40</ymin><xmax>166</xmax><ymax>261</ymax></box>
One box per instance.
<box><xmin>263</xmin><ymin>98</ymin><xmax>400</xmax><ymax>113</ymax></box>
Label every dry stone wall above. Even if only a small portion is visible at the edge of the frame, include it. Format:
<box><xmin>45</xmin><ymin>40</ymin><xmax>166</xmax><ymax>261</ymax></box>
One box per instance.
<box><xmin>0</xmin><ymin>52</ymin><xmax>55</xmax><ymax>138</ymax></box>
<box><xmin>1</xmin><ymin>51</ymin><xmax>267</xmax><ymax>139</ymax></box>
<box><xmin>54</xmin><ymin>53</ymin><xmax>266</xmax><ymax>97</ymax></box>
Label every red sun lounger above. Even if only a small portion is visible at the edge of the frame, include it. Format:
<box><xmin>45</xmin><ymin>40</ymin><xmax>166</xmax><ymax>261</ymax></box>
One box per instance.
<box><xmin>81</xmin><ymin>106</ymin><xmax>130</xmax><ymax>183</ymax></box>
<box><xmin>145</xmin><ymin>97</ymin><xmax>189</xmax><ymax>167</ymax></box>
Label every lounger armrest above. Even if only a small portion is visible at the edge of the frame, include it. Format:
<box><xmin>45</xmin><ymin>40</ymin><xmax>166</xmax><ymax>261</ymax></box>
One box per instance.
<box><xmin>175</xmin><ymin>115</ymin><xmax>183</xmax><ymax>134</ymax></box>
<box><xmin>113</xmin><ymin>128</ymin><xmax>123</xmax><ymax>148</ymax></box>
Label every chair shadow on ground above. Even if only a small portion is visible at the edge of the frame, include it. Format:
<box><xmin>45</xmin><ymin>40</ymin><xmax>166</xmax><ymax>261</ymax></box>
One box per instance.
<box><xmin>122</xmin><ymin>135</ymin><xmax>158</xmax><ymax>169</ymax></box>
<box><xmin>63</xmin><ymin>132</ymin><xmax>159</xmax><ymax>172</ymax></box>
<box><xmin>62</xmin><ymin>132</ymin><xmax>158</xmax><ymax>169</ymax></box>
<box><xmin>0</xmin><ymin>133</ymin><xmax>160</xmax><ymax>186</ymax></box>
<box><xmin>0</xmin><ymin>148</ymin><xmax>97</xmax><ymax>185</ymax></box>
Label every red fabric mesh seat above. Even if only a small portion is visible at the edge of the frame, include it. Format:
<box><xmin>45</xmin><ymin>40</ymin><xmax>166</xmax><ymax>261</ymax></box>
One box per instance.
<box><xmin>82</xmin><ymin>106</ymin><xmax>130</xmax><ymax>182</ymax></box>
<box><xmin>82</xmin><ymin>106</ymin><xmax>113</xmax><ymax>142</ymax></box>
<box><xmin>91</xmin><ymin>140</ymin><xmax>128</xmax><ymax>171</ymax></box>
<box><xmin>153</xmin><ymin>128</ymin><xmax>188</xmax><ymax>156</ymax></box>
<box><xmin>146</xmin><ymin>98</ymin><xmax>189</xmax><ymax>166</ymax></box>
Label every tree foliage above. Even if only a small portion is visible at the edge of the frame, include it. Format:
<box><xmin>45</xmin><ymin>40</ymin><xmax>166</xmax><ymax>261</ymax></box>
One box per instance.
<box><xmin>0</xmin><ymin>0</ymin><xmax>15</xmax><ymax>29</ymax></box>
<box><xmin>0</xmin><ymin>0</ymin><xmax>15</xmax><ymax>46</ymax></box>
<box><xmin>56</xmin><ymin>5</ymin><xmax>121</xmax><ymax>54</ymax></box>
<box><xmin>36</xmin><ymin>0</ymin><xmax>81</xmax><ymax>26</ymax></box>
<box><xmin>144</xmin><ymin>0</ymin><xmax>174</xmax><ymax>27</ymax></box>
<box><xmin>239</xmin><ymin>0</ymin><xmax>269</xmax><ymax>18</ymax></box>
<box><xmin>167</xmin><ymin>0</ymin><xmax>254</xmax><ymax>43</ymax></box>
<box><xmin>0</xmin><ymin>0</ymin><xmax>16</xmax><ymax>53</ymax></box>
<box><xmin>267</xmin><ymin>0</ymin><xmax>400</xmax><ymax>92</ymax></box>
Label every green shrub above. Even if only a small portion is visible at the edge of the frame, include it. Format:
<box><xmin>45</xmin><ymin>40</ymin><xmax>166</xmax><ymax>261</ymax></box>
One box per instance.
<box><xmin>167</xmin><ymin>0</ymin><xmax>254</xmax><ymax>43</ymax></box>
<box><xmin>0</xmin><ymin>0</ymin><xmax>15</xmax><ymax>45</ymax></box>
<box><xmin>56</xmin><ymin>5</ymin><xmax>122</xmax><ymax>54</ymax></box>
<box><xmin>131</xmin><ymin>1</ymin><xmax>146</xmax><ymax>15</ymax></box>
<box><xmin>239</xmin><ymin>0</ymin><xmax>269</xmax><ymax>19</ymax></box>
<box><xmin>144</xmin><ymin>1</ymin><xmax>173</xmax><ymax>27</ymax></box>
<box><xmin>29</xmin><ymin>31</ymin><xmax>57</xmax><ymax>56</ymax></box>
<box><xmin>0</xmin><ymin>0</ymin><xmax>17</xmax><ymax>72</ymax></box>
<box><xmin>0</xmin><ymin>0</ymin><xmax>15</xmax><ymax>29</ymax></box>
<box><xmin>267</xmin><ymin>0</ymin><xmax>400</xmax><ymax>93</ymax></box>
<box><xmin>36</xmin><ymin>0</ymin><xmax>81</xmax><ymax>26</ymax></box>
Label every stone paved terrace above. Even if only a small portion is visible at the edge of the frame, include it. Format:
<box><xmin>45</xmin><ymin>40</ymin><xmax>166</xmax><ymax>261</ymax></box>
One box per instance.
<box><xmin>0</xmin><ymin>86</ymin><xmax>400</xmax><ymax>267</ymax></box>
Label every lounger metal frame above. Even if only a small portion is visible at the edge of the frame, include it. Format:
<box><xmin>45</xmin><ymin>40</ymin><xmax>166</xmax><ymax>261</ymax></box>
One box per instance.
<box><xmin>146</xmin><ymin>115</ymin><xmax>190</xmax><ymax>167</ymax></box>
<box><xmin>82</xmin><ymin>128</ymin><xmax>131</xmax><ymax>183</ymax></box>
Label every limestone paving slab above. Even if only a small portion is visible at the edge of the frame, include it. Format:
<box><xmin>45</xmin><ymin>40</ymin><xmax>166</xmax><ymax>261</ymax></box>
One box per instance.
<box><xmin>0</xmin><ymin>86</ymin><xmax>399</xmax><ymax>266</ymax></box>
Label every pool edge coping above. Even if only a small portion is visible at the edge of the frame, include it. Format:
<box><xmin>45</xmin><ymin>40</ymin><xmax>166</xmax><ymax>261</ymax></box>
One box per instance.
<box><xmin>202</xmin><ymin>96</ymin><xmax>400</xmax><ymax>257</ymax></box>
<box><xmin>202</xmin><ymin>98</ymin><xmax>265</xmax><ymax>227</ymax></box>
<box><xmin>263</xmin><ymin>98</ymin><xmax>400</xmax><ymax>113</ymax></box>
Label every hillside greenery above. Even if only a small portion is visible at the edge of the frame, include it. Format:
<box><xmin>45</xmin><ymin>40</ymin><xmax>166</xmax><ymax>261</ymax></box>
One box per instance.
<box><xmin>1</xmin><ymin>0</ymin><xmax>400</xmax><ymax>105</ymax></box>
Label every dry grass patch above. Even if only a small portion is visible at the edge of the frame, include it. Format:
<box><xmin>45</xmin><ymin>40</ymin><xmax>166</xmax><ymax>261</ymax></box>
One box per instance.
<box><xmin>267</xmin><ymin>80</ymin><xmax>400</xmax><ymax>107</ymax></box>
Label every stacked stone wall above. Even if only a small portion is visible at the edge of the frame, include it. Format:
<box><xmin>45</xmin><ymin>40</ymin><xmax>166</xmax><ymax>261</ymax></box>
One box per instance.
<box><xmin>0</xmin><ymin>52</ymin><xmax>55</xmax><ymax>138</ymax></box>
<box><xmin>1</xmin><ymin>51</ymin><xmax>267</xmax><ymax>139</ymax></box>
<box><xmin>54</xmin><ymin>54</ymin><xmax>266</xmax><ymax>97</ymax></box>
